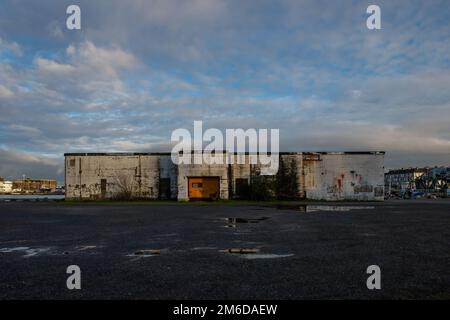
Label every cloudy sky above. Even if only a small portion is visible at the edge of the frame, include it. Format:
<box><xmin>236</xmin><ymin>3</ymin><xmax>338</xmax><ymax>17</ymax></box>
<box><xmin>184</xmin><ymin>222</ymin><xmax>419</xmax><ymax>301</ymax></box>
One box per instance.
<box><xmin>0</xmin><ymin>0</ymin><xmax>449</xmax><ymax>183</ymax></box>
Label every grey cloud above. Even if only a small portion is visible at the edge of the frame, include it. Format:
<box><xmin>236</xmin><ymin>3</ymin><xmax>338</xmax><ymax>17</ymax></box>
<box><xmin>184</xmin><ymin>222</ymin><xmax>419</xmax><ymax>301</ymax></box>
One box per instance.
<box><xmin>0</xmin><ymin>148</ymin><xmax>63</xmax><ymax>183</ymax></box>
<box><xmin>0</xmin><ymin>0</ymin><xmax>449</xmax><ymax>180</ymax></box>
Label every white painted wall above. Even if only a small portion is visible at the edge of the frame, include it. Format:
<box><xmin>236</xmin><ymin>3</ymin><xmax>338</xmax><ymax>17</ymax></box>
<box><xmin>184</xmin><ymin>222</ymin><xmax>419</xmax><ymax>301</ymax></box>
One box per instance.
<box><xmin>65</xmin><ymin>154</ymin><xmax>160</xmax><ymax>199</ymax></box>
<box><xmin>64</xmin><ymin>152</ymin><xmax>384</xmax><ymax>201</ymax></box>
<box><xmin>303</xmin><ymin>153</ymin><xmax>385</xmax><ymax>201</ymax></box>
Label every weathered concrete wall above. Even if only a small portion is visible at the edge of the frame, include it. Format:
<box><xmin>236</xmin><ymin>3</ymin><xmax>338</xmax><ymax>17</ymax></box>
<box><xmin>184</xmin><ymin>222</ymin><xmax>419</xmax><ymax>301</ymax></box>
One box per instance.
<box><xmin>302</xmin><ymin>153</ymin><xmax>385</xmax><ymax>201</ymax></box>
<box><xmin>65</xmin><ymin>154</ymin><xmax>160</xmax><ymax>199</ymax></box>
<box><xmin>65</xmin><ymin>152</ymin><xmax>384</xmax><ymax>201</ymax></box>
<box><xmin>229</xmin><ymin>154</ymin><xmax>303</xmax><ymax>199</ymax></box>
<box><xmin>229</xmin><ymin>154</ymin><xmax>259</xmax><ymax>198</ymax></box>
<box><xmin>230</xmin><ymin>162</ymin><xmax>251</xmax><ymax>198</ymax></box>
<box><xmin>176</xmin><ymin>153</ymin><xmax>229</xmax><ymax>201</ymax></box>
<box><xmin>278</xmin><ymin>154</ymin><xmax>303</xmax><ymax>199</ymax></box>
<box><xmin>159</xmin><ymin>155</ymin><xmax>178</xmax><ymax>199</ymax></box>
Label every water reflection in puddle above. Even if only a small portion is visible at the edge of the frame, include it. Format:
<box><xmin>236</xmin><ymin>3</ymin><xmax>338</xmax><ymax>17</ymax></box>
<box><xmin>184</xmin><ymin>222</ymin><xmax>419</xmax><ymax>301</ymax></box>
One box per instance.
<box><xmin>127</xmin><ymin>249</ymin><xmax>161</xmax><ymax>259</ymax></box>
<box><xmin>276</xmin><ymin>205</ymin><xmax>374</xmax><ymax>212</ymax></box>
<box><xmin>220</xmin><ymin>248</ymin><xmax>294</xmax><ymax>259</ymax></box>
<box><xmin>224</xmin><ymin>217</ymin><xmax>269</xmax><ymax>227</ymax></box>
<box><xmin>241</xmin><ymin>253</ymin><xmax>294</xmax><ymax>260</ymax></box>
<box><xmin>0</xmin><ymin>246</ymin><xmax>51</xmax><ymax>257</ymax></box>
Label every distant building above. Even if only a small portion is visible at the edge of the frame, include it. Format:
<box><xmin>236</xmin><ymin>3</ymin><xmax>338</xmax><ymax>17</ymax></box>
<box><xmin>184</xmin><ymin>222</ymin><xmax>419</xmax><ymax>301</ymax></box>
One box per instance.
<box><xmin>64</xmin><ymin>151</ymin><xmax>385</xmax><ymax>201</ymax></box>
<box><xmin>12</xmin><ymin>178</ymin><xmax>57</xmax><ymax>193</ymax></box>
<box><xmin>385</xmin><ymin>167</ymin><xmax>450</xmax><ymax>196</ymax></box>
<box><xmin>0</xmin><ymin>180</ymin><xmax>13</xmax><ymax>194</ymax></box>
<box><xmin>414</xmin><ymin>167</ymin><xmax>450</xmax><ymax>194</ymax></box>
<box><xmin>385</xmin><ymin>168</ymin><xmax>427</xmax><ymax>194</ymax></box>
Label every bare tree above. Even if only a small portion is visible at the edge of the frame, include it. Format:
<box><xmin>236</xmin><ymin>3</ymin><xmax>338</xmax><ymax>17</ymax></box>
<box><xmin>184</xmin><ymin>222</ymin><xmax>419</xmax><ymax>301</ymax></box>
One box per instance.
<box><xmin>112</xmin><ymin>174</ymin><xmax>136</xmax><ymax>200</ymax></box>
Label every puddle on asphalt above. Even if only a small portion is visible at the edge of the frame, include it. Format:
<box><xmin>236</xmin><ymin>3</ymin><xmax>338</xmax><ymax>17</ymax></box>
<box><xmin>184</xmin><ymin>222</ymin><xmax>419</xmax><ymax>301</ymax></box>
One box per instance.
<box><xmin>0</xmin><ymin>246</ymin><xmax>51</xmax><ymax>257</ymax></box>
<box><xmin>190</xmin><ymin>246</ymin><xmax>218</xmax><ymax>251</ymax></box>
<box><xmin>220</xmin><ymin>248</ymin><xmax>294</xmax><ymax>259</ymax></box>
<box><xmin>128</xmin><ymin>249</ymin><xmax>161</xmax><ymax>258</ymax></box>
<box><xmin>241</xmin><ymin>253</ymin><xmax>294</xmax><ymax>260</ymax></box>
<box><xmin>224</xmin><ymin>217</ymin><xmax>269</xmax><ymax>227</ymax></box>
<box><xmin>307</xmin><ymin>205</ymin><xmax>375</xmax><ymax>212</ymax></box>
<box><xmin>223</xmin><ymin>248</ymin><xmax>261</xmax><ymax>254</ymax></box>
<box><xmin>276</xmin><ymin>205</ymin><xmax>374</xmax><ymax>212</ymax></box>
<box><xmin>1</xmin><ymin>245</ymin><xmax>103</xmax><ymax>257</ymax></box>
<box><xmin>135</xmin><ymin>249</ymin><xmax>161</xmax><ymax>255</ymax></box>
<box><xmin>78</xmin><ymin>245</ymin><xmax>97</xmax><ymax>251</ymax></box>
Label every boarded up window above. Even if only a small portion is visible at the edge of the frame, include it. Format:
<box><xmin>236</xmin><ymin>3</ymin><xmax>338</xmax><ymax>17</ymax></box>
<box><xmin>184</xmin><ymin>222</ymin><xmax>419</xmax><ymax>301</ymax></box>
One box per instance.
<box><xmin>69</xmin><ymin>159</ymin><xmax>76</xmax><ymax>167</ymax></box>
<box><xmin>100</xmin><ymin>179</ymin><xmax>107</xmax><ymax>198</ymax></box>
<box><xmin>235</xmin><ymin>178</ymin><xmax>249</xmax><ymax>199</ymax></box>
<box><xmin>159</xmin><ymin>178</ymin><xmax>171</xmax><ymax>199</ymax></box>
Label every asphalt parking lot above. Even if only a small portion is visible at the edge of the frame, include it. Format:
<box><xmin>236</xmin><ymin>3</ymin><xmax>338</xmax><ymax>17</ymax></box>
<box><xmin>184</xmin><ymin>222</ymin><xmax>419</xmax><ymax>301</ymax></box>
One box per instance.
<box><xmin>0</xmin><ymin>200</ymin><xmax>449</xmax><ymax>299</ymax></box>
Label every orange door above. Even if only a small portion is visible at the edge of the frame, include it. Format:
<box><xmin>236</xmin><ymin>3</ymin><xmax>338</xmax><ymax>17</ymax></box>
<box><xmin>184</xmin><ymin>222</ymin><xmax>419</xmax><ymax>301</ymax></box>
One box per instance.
<box><xmin>188</xmin><ymin>177</ymin><xmax>220</xmax><ymax>200</ymax></box>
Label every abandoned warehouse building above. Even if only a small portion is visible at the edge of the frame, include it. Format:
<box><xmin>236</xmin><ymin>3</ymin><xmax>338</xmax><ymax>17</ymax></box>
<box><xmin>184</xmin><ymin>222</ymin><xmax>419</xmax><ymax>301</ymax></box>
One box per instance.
<box><xmin>64</xmin><ymin>151</ymin><xmax>385</xmax><ymax>201</ymax></box>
